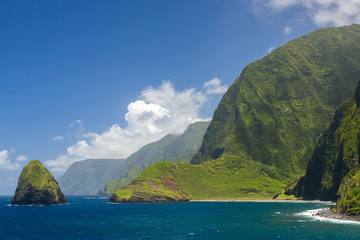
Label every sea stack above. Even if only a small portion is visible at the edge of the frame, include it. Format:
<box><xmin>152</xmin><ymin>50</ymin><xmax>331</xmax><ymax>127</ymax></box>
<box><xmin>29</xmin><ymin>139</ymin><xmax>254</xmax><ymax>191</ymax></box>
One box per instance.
<box><xmin>12</xmin><ymin>160</ymin><xmax>66</xmax><ymax>205</ymax></box>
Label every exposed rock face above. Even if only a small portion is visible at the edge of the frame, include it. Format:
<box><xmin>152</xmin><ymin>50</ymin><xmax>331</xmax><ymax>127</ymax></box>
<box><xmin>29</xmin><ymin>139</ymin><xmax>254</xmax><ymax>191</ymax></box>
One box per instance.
<box><xmin>110</xmin><ymin>191</ymin><xmax>189</xmax><ymax>202</ymax></box>
<box><xmin>12</xmin><ymin>160</ymin><xmax>66</xmax><ymax>205</ymax></box>
<box><xmin>110</xmin><ymin>176</ymin><xmax>189</xmax><ymax>203</ymax></box>
<box><xmin>292</xmin><ymin>82</ymin><xmax>360</xmax><ymax>201</ymax></box>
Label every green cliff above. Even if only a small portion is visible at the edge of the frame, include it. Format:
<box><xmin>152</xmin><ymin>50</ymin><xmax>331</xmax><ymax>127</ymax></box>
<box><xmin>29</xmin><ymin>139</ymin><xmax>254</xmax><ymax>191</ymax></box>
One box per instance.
<box><xmin>112</xmin><ymin>25</ymin><xmax>360</xmax><ymax>202</ymax></box>
<box><xmin>193</xmin><ymin>25</ymin><xmax>360</xmax><ymax>174</ymax></box>
<box><xmin>12</xmin><ymin>160</ymin><xmax>66</xmax><ymax>205</ymax></box>
<box><xmin>292</xmin><ymin>82</ymin><xmax>360</xmax><ymax>201</ymax></box>
<box><xmin>106</xmin><ymin>121</ymin><xmax>209</xmax><ymax>193</ymax></box>
<box><xmin>336</xmin><ymin>169</ymin><xmax>360</xmax><ymax>215</ymax></box>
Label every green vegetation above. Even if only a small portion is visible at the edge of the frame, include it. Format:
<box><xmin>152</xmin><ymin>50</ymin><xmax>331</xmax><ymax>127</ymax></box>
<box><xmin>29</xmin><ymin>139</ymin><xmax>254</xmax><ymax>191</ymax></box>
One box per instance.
<box><xmin>106</xmin><ymin>121</ymin><xmax>209</xmax><ymax>193</ymax></box>
<box><xmin>12</xmin><ymin>160</ymin><xmax>66</xmax><ymax>205</ymax></box>
<box><xmin>194</xmin><ymin>24</ymin><xmax>360</xmax><ymax>177</ymax></box>
<box><xmin>105</xmin><ymin>165</ymin><xmax>141</xmax><ymax>193</ymax></box>
<box><xmin>292</xmin><ymin>82</ymin><xmax>360</xmax><ymax>201</ymax></box>
<box><xmin>60</xmin><ymin>159</ymin><xmax>125</xmax><ymax>195</ymax></box>
<box><xmin>112</xmin><ymin>155</ymin><xmax>289</xmax><ymax>201</ymax></box>
<box><xmin>336</xmin><ymin>169</ymin><xmax>360</xmax><ymax>215</ymax></box>
<box><xmin>113</xmin><ymin>25</ymin><xmax>360</xmax><ymax>202</ymax></box>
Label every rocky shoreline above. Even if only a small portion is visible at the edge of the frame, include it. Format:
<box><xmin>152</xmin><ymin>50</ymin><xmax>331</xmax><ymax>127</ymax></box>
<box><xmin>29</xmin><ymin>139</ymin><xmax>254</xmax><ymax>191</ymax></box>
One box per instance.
<box><xmin>316</xmin><ymin>208</ymin><xmax>360</xmax><ymax>222</ymax></box>
<box><xmin>301</xmin><ymin>208</ymin><xmax>360</xmax><ymax>224</ymax></box>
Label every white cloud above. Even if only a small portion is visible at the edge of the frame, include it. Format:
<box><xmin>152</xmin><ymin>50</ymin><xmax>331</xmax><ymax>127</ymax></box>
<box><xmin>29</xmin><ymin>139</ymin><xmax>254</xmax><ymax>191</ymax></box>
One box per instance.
<box><xmin>0</xmin><ymin>150</ymin><xmax>20</xmax><ymax>170</ymax></box>
<box><xmin>16</xmin><ymin>155</ymin><xmax>27</xmax><ymax>162</ymax></box>
<box><xmin>52</xmin><ymin>136</ymin><xmax>64</xmax><ymax>142</ymax></box>
<box><xmin>46</xmin><ymin>79</ymin><xmax>228</xmax><ymax>173</ymax></box>
<box><xmin>70</xmin><ymin>120</ymin><xmax>83</xmax><ymax>128</ymax></box>
<box><xmin>283</xmin><ymin>26</ymin><xmax>292</xmax><ymax>35</ymax></box>
<box><xmin>253</xmin><ymin>0</ymin><xmax>360</xmax><ymax>27</ymax></box>
<box><xmin>204</xmin><ymin>78</ymin><xmax>228</xmax><ymax>95</ymax></box>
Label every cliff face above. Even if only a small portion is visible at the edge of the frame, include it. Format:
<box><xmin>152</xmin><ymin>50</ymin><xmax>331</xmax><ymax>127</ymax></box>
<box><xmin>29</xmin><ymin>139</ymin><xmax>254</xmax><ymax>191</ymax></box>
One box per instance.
<box><xmin>112</xmin><ymin>25</ymin><xmax>360</xmax><ymax>202</ymax></box>
<box><xmin>336</xmin><ymin>169</ymin><xmax>360</xmax><ymax>215</ymax></box>
<box><xmin>292</xmin><ymin>83</ymin><xmax>360</xmax><ymax>201</ymax></box>
<box><xmin>193</xmin><ymin>25</ymin><xmax>360</xmax><ymax>178</ymax></box>
<box><xmin>12</xmin><ymin>160</ymin><xmax>66</xmax><ymax>205</ymax></box>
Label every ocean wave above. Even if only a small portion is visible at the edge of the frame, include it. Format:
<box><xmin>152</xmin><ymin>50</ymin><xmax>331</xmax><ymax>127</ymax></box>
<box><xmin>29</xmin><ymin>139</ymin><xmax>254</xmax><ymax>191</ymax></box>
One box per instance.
<box><xmin>296</xmin><ymin>208</ymin><xmax>360</xmax><ymax>225</ymax></box>
<box><xmin>86</xmin><ymin>197</ymin><xmax>109</xmax><ymax>200</ymax></box>
<box><xmin>6</xmin><ymin>202</ymin><xmax>69</xmax><ymax>207</ymax></box>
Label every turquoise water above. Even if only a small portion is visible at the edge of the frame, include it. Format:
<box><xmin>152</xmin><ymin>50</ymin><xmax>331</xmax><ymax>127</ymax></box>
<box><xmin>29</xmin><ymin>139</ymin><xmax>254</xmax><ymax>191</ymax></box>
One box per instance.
<box><xmin>1</xmin><ymin>196</ymin><xmax>360</xmax><ymax>240</ymax></box>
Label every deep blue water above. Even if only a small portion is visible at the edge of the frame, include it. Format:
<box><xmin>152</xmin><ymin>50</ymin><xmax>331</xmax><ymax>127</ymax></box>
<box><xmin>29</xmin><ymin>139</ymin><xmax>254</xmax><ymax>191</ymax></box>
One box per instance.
<box><xmin>1</xmin><ymin>196</ymin><xmax>360</xmax><ymax>240</ymax></box>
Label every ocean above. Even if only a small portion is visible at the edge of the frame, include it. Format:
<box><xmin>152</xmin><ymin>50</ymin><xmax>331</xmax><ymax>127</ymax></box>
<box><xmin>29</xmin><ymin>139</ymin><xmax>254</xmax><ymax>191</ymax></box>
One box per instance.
<box><xmin>1</xmin><ymin>196</ymin><xmax>359</xmax><ymax>240</ymax></box>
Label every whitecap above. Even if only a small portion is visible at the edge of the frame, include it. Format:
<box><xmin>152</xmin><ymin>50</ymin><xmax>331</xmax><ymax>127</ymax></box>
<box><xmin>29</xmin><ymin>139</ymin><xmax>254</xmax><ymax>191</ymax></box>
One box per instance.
<box><xmin>296</xmin><ymin>208</ymin><xmax>360</xmax><ymax>225</ymax></box>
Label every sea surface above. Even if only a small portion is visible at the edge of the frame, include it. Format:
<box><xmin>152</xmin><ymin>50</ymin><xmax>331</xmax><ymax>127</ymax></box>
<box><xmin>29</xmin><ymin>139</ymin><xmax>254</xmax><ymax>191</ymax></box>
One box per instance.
<box><xmin>1</xmin><ymin>196</ymin><xmax>360</xmax><ymax>240</ymax></box>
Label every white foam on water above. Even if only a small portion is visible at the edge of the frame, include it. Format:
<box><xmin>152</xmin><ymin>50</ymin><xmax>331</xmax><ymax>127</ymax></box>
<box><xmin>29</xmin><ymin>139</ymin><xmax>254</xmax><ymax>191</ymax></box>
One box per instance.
<box><xmin>86</xmin><ymin>197</ymin><xmax>109</xmax><ymax>200</ymax></box>
<box><xmin>296</xmin><ymin>208</ymin><xmax>360</xmax><ymax>225</ymax></box>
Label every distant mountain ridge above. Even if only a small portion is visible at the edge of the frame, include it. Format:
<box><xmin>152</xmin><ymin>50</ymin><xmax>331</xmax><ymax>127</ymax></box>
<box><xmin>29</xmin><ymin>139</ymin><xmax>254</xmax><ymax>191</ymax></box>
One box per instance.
<box><xmin>105</xmin><ymin>121</ymin><xmax>210</xmax><ymax>193</ymax></box>
<box><xmin>60</xmin><ymin>121</ymin><xmax>209</xmax><ymax>195</ymax></box>
<box><xmin>60</xmin><ymin>159</ymin><xmax>124</xmax><ymax>195</ymax></box>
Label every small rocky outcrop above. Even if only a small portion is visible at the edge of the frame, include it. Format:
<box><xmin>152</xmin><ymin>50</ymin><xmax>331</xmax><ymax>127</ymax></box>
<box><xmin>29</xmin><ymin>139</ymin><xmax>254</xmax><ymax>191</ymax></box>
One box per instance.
<box><xmin>110</xmin><ymin>178</ymin><xmax>189</xmax><ymax>203</ymax></box>
<box><xmin>12</xmin><ymin>160</ymin><xmax>66</xmax><ymax>205</ymax></box>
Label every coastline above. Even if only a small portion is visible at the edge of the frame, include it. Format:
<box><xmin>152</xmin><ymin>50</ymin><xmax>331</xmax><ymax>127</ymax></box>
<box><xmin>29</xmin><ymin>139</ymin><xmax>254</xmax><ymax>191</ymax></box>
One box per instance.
<box><xmin>190</xmin><ymin>199</ymin><xmax>333</xmax><ymax>204</ymax></box>
<box><xmin>297</xmin><ymin>208</ymin><xmax>360</xmax><ymax>224</ymax></box>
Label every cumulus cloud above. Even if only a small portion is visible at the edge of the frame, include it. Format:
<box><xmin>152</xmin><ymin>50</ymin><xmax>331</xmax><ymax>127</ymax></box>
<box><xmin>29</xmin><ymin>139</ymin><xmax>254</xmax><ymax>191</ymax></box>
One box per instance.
<box><xmin>204</xmin><ymin>78</ymin><xmax>228</xmax><ymax>95</ymax></box>
<box><xmin>16</xmin><ymin>155</ymin><xmax>28</xmax><ymax>162</ymax></box>
<box><xmin>0</xmin><ymin>150</ymin><xmax>20</xmax><ymax>170</ymax></box>
<box><xmin>46</xmin><ymin>79</ymin><xmax>228</xmax><ymax>173</ymax></box>
<box><xmin>253</xmin><ymin>0</ymin><xmax>360</xmax><ymax>27</ymax></box>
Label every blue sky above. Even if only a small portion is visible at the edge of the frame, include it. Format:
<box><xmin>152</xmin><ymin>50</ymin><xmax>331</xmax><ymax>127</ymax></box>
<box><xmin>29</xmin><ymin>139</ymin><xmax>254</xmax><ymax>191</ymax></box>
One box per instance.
<box><xmin>1</xmin><ymin>0</ymin><xmax>358</xmax><ymax>194</ymax></box>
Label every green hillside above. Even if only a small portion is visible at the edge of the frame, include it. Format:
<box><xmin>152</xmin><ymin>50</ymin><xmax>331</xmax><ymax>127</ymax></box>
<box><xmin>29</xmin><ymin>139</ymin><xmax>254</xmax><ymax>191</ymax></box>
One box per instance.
<box><xmin>112</xmin><ymin>25</ymin><xmax>360</xmax><ymax>202</ymax></box>
<box><xmin>292</xmin><ymin>82</ymin><xmax>360</xmax><ymax>201</ymax></box>
<box><xmin>106</xmin><ymin>121</ymin><xmax>210</xmax><ymax>193</ymax></box>
<box><xmin>112</xmin><ymin>156</ymin><xmax>288</xmax><ymax>202</ymax></box>
<box><xmin>193</xmin><ymin>24</ymin><xmax>360</xmax><ymax>176</ymax></box>
<box><xmin>336</xmin><ymin>169</ymin><xmax>360</xmax><ymax>215</ymax></box>
<box><xmin>60</xmin><ymin>159</ymin><xmax>125</xmax><ymax>195</ymax></box>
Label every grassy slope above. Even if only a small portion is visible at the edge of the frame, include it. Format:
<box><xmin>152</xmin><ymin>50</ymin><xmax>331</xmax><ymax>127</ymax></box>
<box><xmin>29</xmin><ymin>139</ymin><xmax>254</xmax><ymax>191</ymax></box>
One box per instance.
<box><xmin>292</xmin><ymin>83</ymin><xmax>360</xmax><ymax>201</ymax></box>
<box><xmin>113</xmin><ymin>155</ymin><xmax>288</xmax><ymax>201</ymax></box>
<box><xmin>106</xmin><ymin>121</ymin><xmax>209</xmax><ymax>193</ymax></box>
<box><xmin>114</xmin><ymin>25</ymin><xmax>360</xmax><ymax>201</ymax></box>
<box><xmin>17</xmin><ymin>160</ymin><xmax>58</xmax><ymax>189</ymax></box>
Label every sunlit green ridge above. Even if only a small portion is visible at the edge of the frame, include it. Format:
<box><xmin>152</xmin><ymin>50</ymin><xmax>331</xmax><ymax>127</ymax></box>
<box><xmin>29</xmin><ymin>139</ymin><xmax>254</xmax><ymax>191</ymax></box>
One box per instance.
<box><xmin>113</xmin><ymin>24</ymin><xmax>360</xmax><ymax>202</ymax></box>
